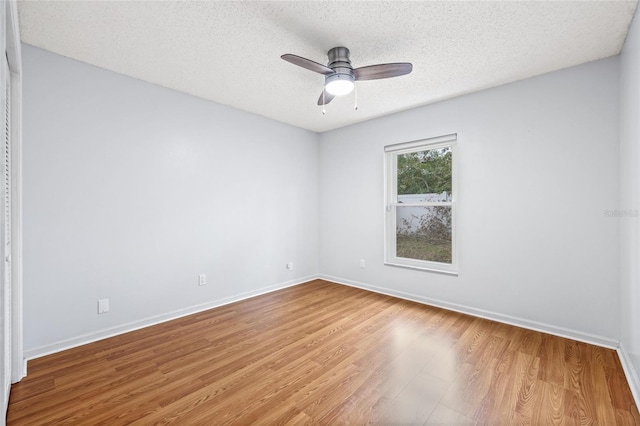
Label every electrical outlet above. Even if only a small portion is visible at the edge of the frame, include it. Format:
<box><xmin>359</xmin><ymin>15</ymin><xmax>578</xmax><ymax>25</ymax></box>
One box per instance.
<box><xmin>98</xmin><ymin>299</ymin><xmax>109</xmax><ymax>314</ymax></box>
<box><xmin>360</xmin><ymin>259</ymin><xmax>366</xmax><ymax>268</ymax></box>
<box><xmin>199</xmin><ymin>274</ymin><xmax>207</xmax><ymax>286</ymax></box>
<box><xmin>286</xmin><ymin>262</ymin><xmax>294</xmax><ymax>270</ymax></box>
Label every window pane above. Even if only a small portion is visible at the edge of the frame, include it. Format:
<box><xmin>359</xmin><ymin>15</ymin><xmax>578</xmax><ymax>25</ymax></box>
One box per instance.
<box><xmin>396</xmin><ymin>206</ymin><xmax>452</xmax><ymax>263</ymax></box>
<box><xmin>397</xmin><ymin>147</ymin><xmax>452</xmax><ymax>201</ymax></box>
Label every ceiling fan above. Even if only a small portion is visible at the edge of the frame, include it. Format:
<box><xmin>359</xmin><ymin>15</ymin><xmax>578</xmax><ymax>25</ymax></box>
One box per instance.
<box><xmin>281</xmin><ymin>47</ymin><xmax>412</xmax><ymax>106</ymax></box>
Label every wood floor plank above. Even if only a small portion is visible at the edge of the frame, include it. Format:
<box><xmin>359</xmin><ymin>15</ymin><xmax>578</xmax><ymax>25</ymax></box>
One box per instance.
<box><xmin>376</xmin><ymin>371</ymin><xmax>449</xmax><ymax>425</ymax></box>
<box><xmin>530</xmin><ymin>381</ymin><xmax>565</xmax><ymax>425</ymax></box>
<box><xmin>426</xmin><ymin>404</ymin><xmax>477</xmax><ymax>425</ymax></box>
<box><xmin>7</xmin><ymin>279</ymin><xmax>638</xmax><ymax>425</ymax></box>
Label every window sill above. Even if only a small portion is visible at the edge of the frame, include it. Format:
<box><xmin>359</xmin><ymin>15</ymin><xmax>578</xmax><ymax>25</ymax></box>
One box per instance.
<box><xmin>384</xmin><ymin>261</ymin><xmax>458</xmax><ymax>276</ymax></box>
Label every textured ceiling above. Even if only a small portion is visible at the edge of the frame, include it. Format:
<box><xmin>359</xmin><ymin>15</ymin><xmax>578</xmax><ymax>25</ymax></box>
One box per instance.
<box><xmin>18</xmin><ymin>1</ymin><xmax>638</xmax><ymax>133</ymax></box>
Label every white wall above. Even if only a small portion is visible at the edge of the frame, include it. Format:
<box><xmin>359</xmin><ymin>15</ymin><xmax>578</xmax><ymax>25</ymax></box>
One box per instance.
<box><xmin>620</xmin><ymin>8</ymin><xmax>640</xmax><ymax>401</ymax></box>
<box><xmin>22</xmin><ymin>45</ymin><xmax>319</xmax><ymax>355</ymax></box>
<box><xmin>319</xmin><ymin>57</ymin><xmax>620</xmax><ymax>345</ymax></box>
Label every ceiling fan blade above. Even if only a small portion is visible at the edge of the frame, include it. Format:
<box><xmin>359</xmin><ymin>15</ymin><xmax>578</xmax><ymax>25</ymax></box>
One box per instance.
<box><xmin>353</xmin><ymin>63</ymin><xmax>413</xmax><ymax>81</ymax></box>
<box><xmin>317</xmin><ymin>90</ymin><xmax>335</xmax><ymax>106</ymax></box>
<box><xmin>281</xmin><ymin>54</ymin><xmax>334</xmax><ymax>75</ymax></box>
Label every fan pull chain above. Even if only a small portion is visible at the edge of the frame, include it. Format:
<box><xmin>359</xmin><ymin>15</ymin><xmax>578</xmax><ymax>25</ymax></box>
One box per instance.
<box><xmin>354</xmin><ymin>83</ymin><xmax>358</xmax><ymax>111</ymax></box>
<box><xmin>322</xmin><ymin>90</ymin><xmax>326</xmax><ymax>115</ymax></box>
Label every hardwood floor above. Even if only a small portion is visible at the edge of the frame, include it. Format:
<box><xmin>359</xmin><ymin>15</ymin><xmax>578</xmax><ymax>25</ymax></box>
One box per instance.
<box><xmin>7</xmin><ymin>279</ymin><xmax>639</xmax><ymax>425</ymax></box>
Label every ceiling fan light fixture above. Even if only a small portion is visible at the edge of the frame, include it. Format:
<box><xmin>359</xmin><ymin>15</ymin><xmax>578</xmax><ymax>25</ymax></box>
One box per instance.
<box><xmin>325</xmin><ymin>73</ymin><xmax>354</xmax><ymax>96</ymax></box>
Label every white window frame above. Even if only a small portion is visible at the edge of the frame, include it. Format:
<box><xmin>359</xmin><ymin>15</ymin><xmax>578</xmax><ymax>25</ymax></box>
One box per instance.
<box><xmin>384</xmin><ymin>134</ymin><xmax>458</xmax><ymax>275</ymax></box>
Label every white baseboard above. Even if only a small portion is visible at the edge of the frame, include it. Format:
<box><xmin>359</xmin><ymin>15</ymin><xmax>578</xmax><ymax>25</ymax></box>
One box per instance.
<box><xmin>617</xmin><ymin>343</ymin><xmax>640</xmax><ymax>408</ymax></box>
<box><xmin>24</xmin><ymin>275</ymin><xmax>317</xmax><ymax>361</ymax></box>
<box><xmin>319</xmin><ymin>274</ymin><xmax>619</xmax><ymax>350</ymax></box>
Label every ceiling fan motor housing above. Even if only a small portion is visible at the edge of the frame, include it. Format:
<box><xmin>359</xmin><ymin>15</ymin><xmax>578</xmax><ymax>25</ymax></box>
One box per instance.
<box><xmin>326</xmin><ymin>47</ymin><xmax>355</xmax><ymax>93</ymax></box>
<box><xmin>328</xmin><ymin>47</ymin><xmax>354</xmax><ymax>76</ymax></box>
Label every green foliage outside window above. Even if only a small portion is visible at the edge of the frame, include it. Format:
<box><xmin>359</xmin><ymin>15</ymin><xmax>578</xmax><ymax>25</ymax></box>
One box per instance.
<box><xmin>397</xmin><ymin>147</ymin><xmax>452</xmax><ymax>196</ymax></box>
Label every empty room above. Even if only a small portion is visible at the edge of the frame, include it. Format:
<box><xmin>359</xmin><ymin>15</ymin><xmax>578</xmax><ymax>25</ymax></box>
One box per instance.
<box><xmin>2</xmin><ymin>0</ymin><xmax>640</xmax><ymax>424</ymax></box>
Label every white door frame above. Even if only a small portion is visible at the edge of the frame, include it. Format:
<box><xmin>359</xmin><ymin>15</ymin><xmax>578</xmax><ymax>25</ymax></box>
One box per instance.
<box><xmin>1</xmin><ymin>0</ymin><xmax>23</xmax><ymax>415</ymax></box>
<box><xmin>4</xmin><ymin>0</ymin><xmax>24</xmax><ymax>386</ymax></box>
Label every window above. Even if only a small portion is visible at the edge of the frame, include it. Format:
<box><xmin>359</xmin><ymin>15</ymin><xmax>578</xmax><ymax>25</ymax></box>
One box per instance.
<box><xmin>384</xmin><ymin>134</ymin><xmax>457</xmax><ymax>274</ymax></box>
